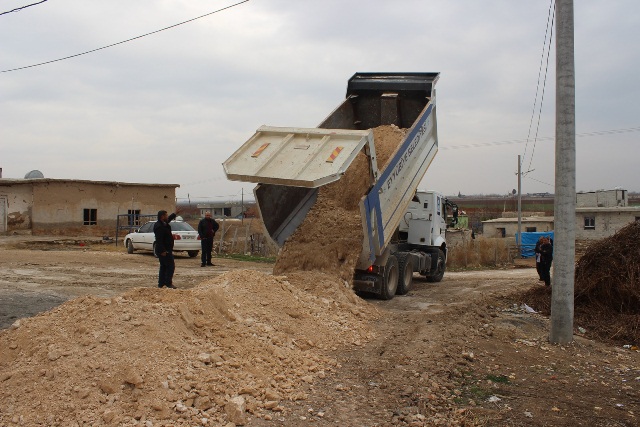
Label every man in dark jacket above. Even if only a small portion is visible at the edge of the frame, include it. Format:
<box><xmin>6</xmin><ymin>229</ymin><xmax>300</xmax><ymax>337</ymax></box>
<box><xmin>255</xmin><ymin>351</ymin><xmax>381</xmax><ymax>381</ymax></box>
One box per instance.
<box><xmin>534</xmin><ymin>236</ymin><xmax>545</xmax><ymax>281</ymax></box>
<box><xmin>198</xmin><ymin>212</ymin><xmax>219</xmax><ymax>267</ymax></box>
<box><xmin>538</xmin><ymin>237</ymin><xmax>553</xmax><ymax>287</ymax></box>
<box><xmin>154</xmin><ymin>210</ymin><xmax>177</xmax><ymax>288</ymax></box>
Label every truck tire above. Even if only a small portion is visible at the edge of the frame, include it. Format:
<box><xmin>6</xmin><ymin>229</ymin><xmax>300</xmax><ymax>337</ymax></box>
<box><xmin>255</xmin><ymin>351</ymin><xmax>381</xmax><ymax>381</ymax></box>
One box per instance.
<box><xmin>126</xmin><ymin>239</ymin><xmax>134</xmax><ymax>254</ymax></box>
<box><xmin>426</xmin><ymin>249</ymin><xmax>446</xmax><ymax>282</ymax></box>
<box><xmin>380</xmin><ymin>255</ymin><xmax>399</xmax><ymax>300</ymax></box>
<box><xmin>396</xmin><ymin>252</ymin><xmax>413</xmax><ymax>295</ymax></box>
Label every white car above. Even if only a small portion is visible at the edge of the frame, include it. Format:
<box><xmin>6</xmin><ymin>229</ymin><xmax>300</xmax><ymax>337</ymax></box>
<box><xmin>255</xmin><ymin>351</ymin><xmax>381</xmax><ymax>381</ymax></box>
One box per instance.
<box><xmin>124</xmin><ymin>219</ymin><xmax>200</xmax><ymax>258</ymax></box>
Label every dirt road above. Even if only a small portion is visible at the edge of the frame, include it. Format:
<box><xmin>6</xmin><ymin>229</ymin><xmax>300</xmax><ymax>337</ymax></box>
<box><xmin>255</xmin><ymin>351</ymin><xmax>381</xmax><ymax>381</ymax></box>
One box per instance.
<box><xmin>0</xmin><ymin>239</ymin><xmax>271</xmax><ymax>329</ymax></box>
<box><xmin>0</xmin><ymin>239</ymin><xmax>638</xmax><ymax>426</ymax></box>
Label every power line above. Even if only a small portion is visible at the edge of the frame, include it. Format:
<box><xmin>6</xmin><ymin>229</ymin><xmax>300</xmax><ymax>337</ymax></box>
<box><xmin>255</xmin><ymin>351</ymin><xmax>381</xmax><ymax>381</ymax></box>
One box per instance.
<box><xmin>522</xmin><ymin>0</ymin><xmax>555</xmax><ymax>166</ymax></box>
<box><xmin>1</xmin><ymin>0</ymin><xmax>249</xmax><ymax>73</ymax></box>
<box><xmin>440</xmin><ymin>126</ymin><xmax>640</xmax><ymax>151</ymax></box>
<box><xmin>525</xmin><ymin>1</ymin><xmax>555</xmax><ymax>173</ymax></box>
<box><xmin>0</xmin><ymin>0</ymin><xmax>47</xmax><ymax>16</ymax></box>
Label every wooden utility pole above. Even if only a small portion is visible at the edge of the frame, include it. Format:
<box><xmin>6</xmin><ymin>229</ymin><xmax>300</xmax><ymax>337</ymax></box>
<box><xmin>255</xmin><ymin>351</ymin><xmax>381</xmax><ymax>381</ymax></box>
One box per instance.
<box><xmin>550</xmin><ymin>0</ymin><xmax>575</xmax><ymax>344</ymax></box>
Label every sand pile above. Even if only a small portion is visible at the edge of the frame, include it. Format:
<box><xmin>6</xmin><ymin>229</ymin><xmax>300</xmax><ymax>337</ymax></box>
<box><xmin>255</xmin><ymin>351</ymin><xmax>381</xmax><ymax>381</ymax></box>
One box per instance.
<box><xmin>0</xmin><ymin>270</ymin><xmax>378</xmax><ymax>426</ymax></box>
<box><xmin>273</xmin><ymin>125</ymin><xmax>407</xmax><ymax>281</ymax></box>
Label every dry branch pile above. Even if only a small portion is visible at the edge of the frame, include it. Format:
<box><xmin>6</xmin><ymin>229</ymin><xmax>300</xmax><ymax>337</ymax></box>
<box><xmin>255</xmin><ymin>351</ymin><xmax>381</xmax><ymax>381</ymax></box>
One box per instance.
<box><xmin>575</xmin><ymin>221</ymin><xmax>640</xmax><ymax>313</ymax></box>
<box><xmin>521</xmin><ymin>221</ymin><xmax>640</xmax><ymax>345</ymax></box>
<box><xmin>573</xmin><ymin>221</ymin><xmax>640</xmax><ymax>344</ymax></box>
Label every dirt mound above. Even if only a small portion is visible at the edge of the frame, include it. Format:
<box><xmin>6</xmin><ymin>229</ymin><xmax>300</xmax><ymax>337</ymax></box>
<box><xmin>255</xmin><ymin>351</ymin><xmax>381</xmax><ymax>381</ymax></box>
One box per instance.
<box><xmin>0</xmin><ymin>270</ymin><xmax>378</xmax><ymax>426</ymax></box>
<box><xmin>520</xmin><ymin>221</ymin><xmax>640</xmax><ymax>345</ymax></box>
<box><xmin>273</xmin><ymin>125</ymin><xmax>407</xmax><ymax>282</ymax></box>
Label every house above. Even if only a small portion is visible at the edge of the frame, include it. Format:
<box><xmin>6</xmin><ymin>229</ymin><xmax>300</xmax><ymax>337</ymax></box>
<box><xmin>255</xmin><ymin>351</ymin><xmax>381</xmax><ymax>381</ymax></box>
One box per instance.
<box><xmin>575</xmin><ymin>189</ymin><xmax>640</xmax><ymax>240</ymax></box>
<box><xmin>0</xmin><ymin>178</ymin><xmax>179</xmax><ymax>236</ymax></box>
<box><xmin>197</xmin><ymin>200</ymin><xmax>248</xmax><ymax>219</ymax></box>
<box><xmin>481</xmin><ymin>214</ymin><xmax>554</xmax><ymax>238</ymax></box>
<box><xmin>480</xmin><ymin>189</ymin><xmax>640</xmax><ymax>241</ymax></box>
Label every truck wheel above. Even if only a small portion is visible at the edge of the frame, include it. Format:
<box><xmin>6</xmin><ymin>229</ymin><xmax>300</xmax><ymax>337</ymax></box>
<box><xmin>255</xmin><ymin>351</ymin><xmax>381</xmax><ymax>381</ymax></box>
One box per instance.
<box><xmin>187</xmin><ymin>251</ymin><xmax>199</xmax><ymax>258</ymax></box>
<box><xmin>380</xmin><ymin>255</ymin><xmax>399</xmax><ymax>300</ymax></box>
<box><xmin>426</xmin><ymin>249</ymin><xmax>446</xmax><ymax>282</ymax></box>
<box><xmin>396</xmin><ymin>252</ymin><xmax>413</xmax><ymax>295</ymax></box>
<box><xmin>126</xmin><ymin>239</ymin><xmax>134</xmax><ymax>254</ymax></box>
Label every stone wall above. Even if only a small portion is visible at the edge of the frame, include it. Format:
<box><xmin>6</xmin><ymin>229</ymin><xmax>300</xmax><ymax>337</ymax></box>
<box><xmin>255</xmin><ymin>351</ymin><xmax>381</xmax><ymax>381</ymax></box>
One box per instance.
<box><xmin>0</xmin><ymin>184</ymin><xmax>33</xmax><ymax>233</ymax></box>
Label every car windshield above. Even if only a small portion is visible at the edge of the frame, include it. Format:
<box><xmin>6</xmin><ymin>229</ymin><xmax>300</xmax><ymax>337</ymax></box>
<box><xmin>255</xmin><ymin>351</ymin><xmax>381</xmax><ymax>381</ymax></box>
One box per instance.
<box><xmin>169</xmin><ymin>221</ymin><xmax>195</xmax><ymax>232</ymax></box>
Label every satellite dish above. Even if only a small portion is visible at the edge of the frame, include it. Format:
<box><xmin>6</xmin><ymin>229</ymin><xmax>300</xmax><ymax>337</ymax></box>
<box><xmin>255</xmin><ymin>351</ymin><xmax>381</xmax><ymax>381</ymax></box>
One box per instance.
<box><xmin>24</xmin><ymin>170</ymin><xmax>45</xmax><ymax>179</ymax></box>
<box><xmin>512</xmin><ymin>189</ymin><xmax>517</xmax><ymax>195</ymax></box>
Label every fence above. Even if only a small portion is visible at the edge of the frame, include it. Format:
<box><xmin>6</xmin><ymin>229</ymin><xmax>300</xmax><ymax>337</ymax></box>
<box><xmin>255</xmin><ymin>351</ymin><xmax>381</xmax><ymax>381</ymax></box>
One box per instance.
<box><xmin>115</xmin><ymin>213</ymin><xmax>156</xmax><ymax>247</ymax></box>
<box><xmin>209</xmin><ymin>218</ymin><xmax>278</xmax><ymax>257</ymax></box>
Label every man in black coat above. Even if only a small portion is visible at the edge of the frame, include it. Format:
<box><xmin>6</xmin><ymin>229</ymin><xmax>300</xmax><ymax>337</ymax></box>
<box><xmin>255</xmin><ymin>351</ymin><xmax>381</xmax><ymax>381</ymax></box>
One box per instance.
<box><xmin>534</xmin><ymin>236</ymin><xmax>545</xmax><ymax>281</ymax></box>
<box><xmin>154</xmin><ymin>210</ymin><xmax>177</xmax><ymax>288</ymax></box>
<box><xmin>198</xmin><ymin>212</ymin><xmax>219</xmax><ymax>267</ymax></box>
<box><xmin>538</xmin><ymin>237</ymin><xmax>553</xmax><ymax>287</ymax></box>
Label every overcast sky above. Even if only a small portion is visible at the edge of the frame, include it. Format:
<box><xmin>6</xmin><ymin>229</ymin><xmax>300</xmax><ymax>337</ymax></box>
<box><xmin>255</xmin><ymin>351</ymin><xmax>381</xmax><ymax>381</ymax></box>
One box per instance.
<box><xmin>1</xmin><ymin>0</ymin><xmax>638</xmax><ymax>203</ymax></box>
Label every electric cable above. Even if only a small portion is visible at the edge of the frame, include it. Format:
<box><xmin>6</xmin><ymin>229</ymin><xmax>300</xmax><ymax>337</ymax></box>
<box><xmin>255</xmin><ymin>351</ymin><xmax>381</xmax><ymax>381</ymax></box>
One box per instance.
<box><xmin>1</xmin><ymin>0</ymin><xmax>249</xmax><ymax>73</ymax></box>
<box><xmin>0</xmin><ymin>0</ymin><xmax>47</xmax><ymax>16</ymax></box>
<box><xmin>525</xmin><ymin>2</ymin><xmax>555</xmax><ymax>174</ymax></box>
<box><xmin>440</xmin><ymin>126</ymin><xmax>640</xmax><ymax>151</ymax></box>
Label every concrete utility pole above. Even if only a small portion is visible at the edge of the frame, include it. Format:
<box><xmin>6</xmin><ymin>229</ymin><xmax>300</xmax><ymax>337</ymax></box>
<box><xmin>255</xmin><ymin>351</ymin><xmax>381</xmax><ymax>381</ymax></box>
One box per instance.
<box><xmin>550</xmin><ymin>0</ymin><xmax>575</xmax><ymax>344</ymax></box>
<box><xmin>517</xmin><ymin>155</ymin><xmax>522</xmax><ymax>253</ymax></box>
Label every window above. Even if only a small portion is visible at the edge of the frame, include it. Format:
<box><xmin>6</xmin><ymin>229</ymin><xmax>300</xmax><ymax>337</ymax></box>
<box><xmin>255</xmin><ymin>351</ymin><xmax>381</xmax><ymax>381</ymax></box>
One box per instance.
<box><xmin>526</xmin><ymin>227</ymin><xmax>537</xmax><ymax>232</ymax></box>
<box><xmin>127</xmin><ymin>209</ymin><xmax>141</xmax><ymax>226</ymax></box>
<box><xmin>497</xmin><ymin>227</ymin><xmax>506</xmax><ymax>238</ymax></box>
<box><xmin>83</xmin><ymin>208</ymin><xmax>97</xmax><ymax>226</ymax></box>
<box><xmin>139</xmin><ymin>222</ymin><xmax>154</xmax><ymax>233</ymax></box>
<box><xmin>584</xmin><ymin>216</ymin><xmax>595</xmax><ymax>230</ymax></box>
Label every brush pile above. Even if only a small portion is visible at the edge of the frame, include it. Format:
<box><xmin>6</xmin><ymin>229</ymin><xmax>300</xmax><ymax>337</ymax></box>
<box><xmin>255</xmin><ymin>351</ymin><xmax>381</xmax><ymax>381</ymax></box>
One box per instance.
<box><xmin>522</xmin><ymin>221</ymin><xmax>640</xmax><ymax>344</ymax></box>
<box><xmin>575</xmin><ymin>221</ymin><xmax>640</xmax><ymax>312</ymax></box>
<box><xmin>573</xmin><ymin>221</ymin><xmax>640</xmax><ymax>343</ymax></box>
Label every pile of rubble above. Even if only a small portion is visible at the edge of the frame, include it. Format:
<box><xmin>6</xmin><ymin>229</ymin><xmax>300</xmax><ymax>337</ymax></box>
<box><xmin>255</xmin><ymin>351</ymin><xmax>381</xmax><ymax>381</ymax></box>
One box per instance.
<box><xmin>0</xmin><ymin>270</ymin><xmax>378</xmax><ymax>426</ymax></box>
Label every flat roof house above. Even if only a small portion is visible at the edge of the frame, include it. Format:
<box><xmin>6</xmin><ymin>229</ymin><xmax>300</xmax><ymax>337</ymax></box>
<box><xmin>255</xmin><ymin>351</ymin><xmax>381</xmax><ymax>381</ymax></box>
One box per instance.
<box><xmin>0</xmin><ymin>178</ymin><xmax>179</xmax><ymax>236</ymax></box>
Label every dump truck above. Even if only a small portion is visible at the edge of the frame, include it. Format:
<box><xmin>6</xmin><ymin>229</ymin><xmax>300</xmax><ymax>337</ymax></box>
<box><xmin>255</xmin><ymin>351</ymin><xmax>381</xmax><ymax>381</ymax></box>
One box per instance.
<box><xmin>224</xmin><ymin>72</ymin><xmax>457</xmax><ymax>299</ymax></box>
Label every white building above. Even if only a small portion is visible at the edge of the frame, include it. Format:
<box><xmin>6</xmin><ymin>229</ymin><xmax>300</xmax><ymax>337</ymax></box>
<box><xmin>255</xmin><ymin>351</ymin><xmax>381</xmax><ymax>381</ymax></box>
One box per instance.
<box><xmin>575</xmin><ymin>189</ymin><xmax>640</xmax><ymax>240</ymax></box>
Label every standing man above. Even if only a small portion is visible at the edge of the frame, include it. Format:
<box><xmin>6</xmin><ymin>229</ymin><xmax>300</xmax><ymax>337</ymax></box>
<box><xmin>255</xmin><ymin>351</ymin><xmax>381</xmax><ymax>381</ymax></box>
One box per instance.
<box><xmin>198</xmin><ymin>212</ymin><xmax>219</xmax><ymax>267</ymax></box>
<box><xmin>534</xmin><ymin>236</ymin><xmax>545</xmax><ymax>281</ymax></box>
<box><xmin>539</xmin><ymin>236</ymin><xmax>554</xmax><ymax>287</ymax></box>
<box><xmin>154</xmin><ymin>210</ymin><xmax>177</xmax><ymax>289</ymax></box>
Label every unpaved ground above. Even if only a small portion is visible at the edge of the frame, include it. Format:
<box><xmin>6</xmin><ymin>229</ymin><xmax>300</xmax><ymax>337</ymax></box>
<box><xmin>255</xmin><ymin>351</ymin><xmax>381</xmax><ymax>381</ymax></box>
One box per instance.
<box><xmin>0</xmin><ymin>239</ymin><xmax>272</xmax><ymax>329</ymax></box>
<box><xmin>0</xmin><ymin>239</ymin><xmax>638</xmax><ymax>426</ymax></box>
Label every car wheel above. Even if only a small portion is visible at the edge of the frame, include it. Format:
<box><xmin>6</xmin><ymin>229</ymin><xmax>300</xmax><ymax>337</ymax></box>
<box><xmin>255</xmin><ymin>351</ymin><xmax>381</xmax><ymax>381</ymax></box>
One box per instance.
<box><xmin>187</xmin><ymin>251</ymin><xmax>199</xmax><ymax>258</ymax></box>
<box><xmin>126</xmin><ymin>239</ymin><xmax>134</xmax><ymax>254</ymax></box>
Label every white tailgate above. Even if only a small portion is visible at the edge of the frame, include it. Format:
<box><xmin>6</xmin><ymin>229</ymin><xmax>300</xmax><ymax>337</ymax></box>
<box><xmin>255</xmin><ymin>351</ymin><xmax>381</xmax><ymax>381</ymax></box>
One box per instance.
<box><xmin>223</xmin><ymin>126</ymin><xmax>373</xmax><ymax>188</ymax></box>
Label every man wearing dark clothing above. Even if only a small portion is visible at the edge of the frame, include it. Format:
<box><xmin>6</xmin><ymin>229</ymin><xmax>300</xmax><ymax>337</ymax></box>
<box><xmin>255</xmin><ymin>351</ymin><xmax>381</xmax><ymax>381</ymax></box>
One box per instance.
<box><xmin>538</xmin><ymin>237</ymin><xmax>553</xmax><ymax>287</ymax></box>
<box><xmin>534</xmin><ymin>237</ymin><xmax>544</xmax><ymax>281</ymax></box>
<box><xmin>197</xmin><ymin>212</ymin><xmax>219</xmax><ymax>267</ymax></box>
<box><xmin>154</xmin><ymin>210</ymin><xmax>177</xmax><ymax>288</ymax></box>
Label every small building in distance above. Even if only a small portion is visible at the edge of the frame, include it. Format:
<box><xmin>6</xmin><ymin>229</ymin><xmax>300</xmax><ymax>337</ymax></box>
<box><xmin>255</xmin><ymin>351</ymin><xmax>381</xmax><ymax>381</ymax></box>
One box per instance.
<box><xmin>481</xmin><ymin>212</ymin><xmax>554</xmax><ymax>238</ymax></box>
<box><xmin>197</xmin><ymin>200</ymin><xmax>249</xmax><ymax>219</ymax></box>
<box><xmin>0</xmin><ymin>177</ymin><xmax>178</xmax><ymax>236</ymax></box>
<box><xmin>576</xmin><ymin>189</ymin><xmax>640</xmax><ymax>240</ymax></box>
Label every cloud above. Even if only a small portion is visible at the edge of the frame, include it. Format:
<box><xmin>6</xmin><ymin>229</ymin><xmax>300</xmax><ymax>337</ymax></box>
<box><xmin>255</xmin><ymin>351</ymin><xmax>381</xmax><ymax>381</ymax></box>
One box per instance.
<box><xmin>1</xmin><ymin>0</ymin><xmax>639</xmax><ymax>199</ymax></box>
